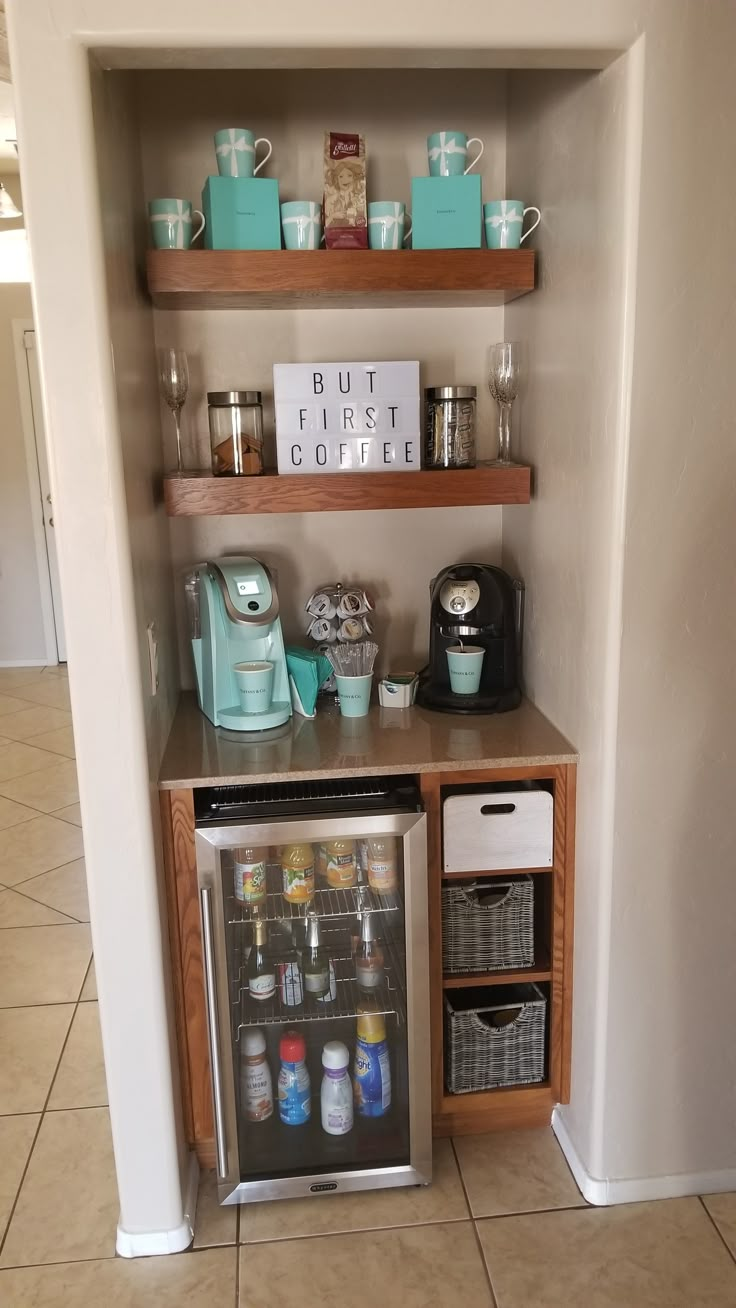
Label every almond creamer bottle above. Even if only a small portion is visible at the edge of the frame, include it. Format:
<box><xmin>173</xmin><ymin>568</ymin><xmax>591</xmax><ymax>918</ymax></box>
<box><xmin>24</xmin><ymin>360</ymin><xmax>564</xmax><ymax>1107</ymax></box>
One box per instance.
<box><xmin>326</xmin><ymin>838</ymin><xmax>358</xmax><ymax>889</ymax></box>
<box><xmin>281</xmin><ymin>843</ymin><xmax>315</xmax><ymax>905</ymax></box>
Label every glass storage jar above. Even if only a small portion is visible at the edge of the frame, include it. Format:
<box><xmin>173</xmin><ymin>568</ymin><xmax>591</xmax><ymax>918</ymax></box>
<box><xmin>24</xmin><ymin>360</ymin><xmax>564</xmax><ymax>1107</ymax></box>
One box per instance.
<box><xmin>424</xmin><ymin>385</ymin><xmax>477</xmax><ymax>468</ymax></box>
<box><xmin>208</xmin><ymin>391</ymin><xmax>264</xmax><ymax>476</ymax></box>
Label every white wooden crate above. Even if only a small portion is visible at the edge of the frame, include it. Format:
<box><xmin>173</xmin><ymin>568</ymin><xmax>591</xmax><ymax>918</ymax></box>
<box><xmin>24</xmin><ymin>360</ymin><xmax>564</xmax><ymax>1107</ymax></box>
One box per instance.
<box><xmin>443</xmin><ymin>789</ymin><xmax>554</xmax><ymax>873</ymax></box>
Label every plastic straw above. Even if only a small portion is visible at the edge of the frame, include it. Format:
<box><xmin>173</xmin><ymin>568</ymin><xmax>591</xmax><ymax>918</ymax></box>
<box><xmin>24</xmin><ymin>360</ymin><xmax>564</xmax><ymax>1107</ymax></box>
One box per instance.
<box><xmin>326</xmin><ymin>641</ymin><xmax>379</xmax><ymax>677</ymax></box>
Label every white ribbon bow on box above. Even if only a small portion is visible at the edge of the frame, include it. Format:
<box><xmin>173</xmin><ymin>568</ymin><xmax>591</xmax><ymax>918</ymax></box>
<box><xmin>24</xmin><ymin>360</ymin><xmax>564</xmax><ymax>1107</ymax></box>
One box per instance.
<box><xmin>428</xmin><ymin>132</ymin><xmax>465</xmax><ymax>172</ymax></box>
<box><xmin>150</xmin><ymin>199</ymin><xmax>189</xmax><ymax>244</ymax></box>
<box><xmin>282</xmin><ymin>214</ymin><xmax>320</xmax><ymax>249</ymax></box>
<box><xmin>486</xmin><ymin>202</ymin><xmax>523</xmax><ymax>228</ymax></box>
<box><xmin>215</xmin><ymin>129</ymin><xmax>255</xmax><ymax>178</ymax></box>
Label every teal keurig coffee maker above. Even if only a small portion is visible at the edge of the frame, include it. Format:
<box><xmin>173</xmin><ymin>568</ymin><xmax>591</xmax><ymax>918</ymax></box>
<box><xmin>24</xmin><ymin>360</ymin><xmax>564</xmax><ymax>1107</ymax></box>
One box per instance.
<box><xmin>187</xmin><ymin>557</ymin><xmax>292</xmax><ymax>731</ymax></box>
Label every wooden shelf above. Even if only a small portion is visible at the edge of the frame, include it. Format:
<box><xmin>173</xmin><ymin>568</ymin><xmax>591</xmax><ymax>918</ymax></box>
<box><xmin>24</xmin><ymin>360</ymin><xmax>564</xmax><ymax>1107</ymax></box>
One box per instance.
<box><xmin>146</xmin><ymin>248</ymin><xmax>536</xmax><ymax>309</ymax></box>
<box><xmin>443</xmin><ymin>946</ymin><xmax>551</xmax><ymax>989</ymax></box>
<box><xmin>434</xmin><ymin>1083</ymin><xmax>554</xmax><ymax>1137</ymax></box>
<box><xmin>163</xmin><ymin>464</ymin><xmax>531</xmax><ymax>516</ymax></box>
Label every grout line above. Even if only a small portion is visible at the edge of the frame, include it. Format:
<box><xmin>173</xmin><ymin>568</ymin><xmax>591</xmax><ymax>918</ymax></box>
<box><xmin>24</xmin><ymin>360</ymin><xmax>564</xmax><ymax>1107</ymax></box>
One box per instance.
<box><xmin>239</xmin><ymin>1214</ymin><xmax>474</xmax><ymax>1247</ymax></box>
<box><xmin>450</xmin><ymin>1138</ymin><xmax>499</xmax><ymax>1308</ymax></box>
<box><xmin>698</xmin><ymin>1195</ymin><xmax>736</xmax><ymax>1270</ymax></box>
<box><xmin>0</xmin><ymin>1242</ymin><xmax>225</xmax><ymax>1275</ymax></box>
<box><xmin>475</xmin><ymin>1201</ymin><xmax>591</xmax><ymax>1222</ymax></box>
<box><xmin>0</xmin><ymin>947</ymin><xmax>91</xmax><ymax>1258</ymax></box>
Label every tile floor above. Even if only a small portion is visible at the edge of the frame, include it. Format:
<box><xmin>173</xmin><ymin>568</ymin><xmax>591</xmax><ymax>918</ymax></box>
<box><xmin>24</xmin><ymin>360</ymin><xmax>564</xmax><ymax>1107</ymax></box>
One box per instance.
<box><xmin>2</xmin><ymin>665</ymin><xmax>736</xmax><ymax>1304</ymax></box>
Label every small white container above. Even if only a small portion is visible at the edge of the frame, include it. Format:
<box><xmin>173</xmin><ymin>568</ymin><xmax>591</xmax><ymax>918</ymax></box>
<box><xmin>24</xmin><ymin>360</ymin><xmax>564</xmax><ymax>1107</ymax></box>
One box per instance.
<box><xmin>320</xmin><ymin>1040</ymin><xmax>353</xmax><ymax>1136</ymax></box>
<box><xmin>378</xmin><ymin>675</ymin><xmax>418</xmax><ymax>708</ymax></box>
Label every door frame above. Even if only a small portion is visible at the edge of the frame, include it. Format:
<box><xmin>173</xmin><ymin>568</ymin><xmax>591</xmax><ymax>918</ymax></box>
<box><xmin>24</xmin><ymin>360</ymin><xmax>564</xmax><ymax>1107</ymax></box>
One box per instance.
<box><xmin>12</xmin><ymin>318</ymin><xmax>60</xmax><ymax>665</ymax></box>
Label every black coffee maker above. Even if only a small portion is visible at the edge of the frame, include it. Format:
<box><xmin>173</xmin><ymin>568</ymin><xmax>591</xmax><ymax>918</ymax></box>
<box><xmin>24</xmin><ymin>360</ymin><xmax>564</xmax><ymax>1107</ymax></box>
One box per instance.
<box><xmin>416</xmin><ymin>563</ymin><xmax>523</xmax><ymax>714</ymax></box>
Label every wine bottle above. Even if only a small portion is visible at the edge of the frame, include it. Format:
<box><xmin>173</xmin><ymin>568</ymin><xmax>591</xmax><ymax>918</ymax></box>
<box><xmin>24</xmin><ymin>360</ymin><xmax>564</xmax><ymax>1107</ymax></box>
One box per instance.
<box><xmin>355</xmin><ymin>912</ymin><xmax>384</xmax><ymax>992</ymax></box>
<box><xmin>248</xmin><ymin>916</ymin><xmax>276</xmax><ymax>1002</ymax></box>
<box><xmin>302</xmin><ymin>912</ymin><xmax>330</xmax><ymax>1000</ymax></box>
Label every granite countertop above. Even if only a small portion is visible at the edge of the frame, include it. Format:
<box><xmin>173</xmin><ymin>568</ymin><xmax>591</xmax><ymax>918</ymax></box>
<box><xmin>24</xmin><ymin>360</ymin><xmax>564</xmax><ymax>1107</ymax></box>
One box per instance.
<box><xmin>159</xmin><ymin>693</ymin><xmax>577</xmax><ymax>789</ymax></box>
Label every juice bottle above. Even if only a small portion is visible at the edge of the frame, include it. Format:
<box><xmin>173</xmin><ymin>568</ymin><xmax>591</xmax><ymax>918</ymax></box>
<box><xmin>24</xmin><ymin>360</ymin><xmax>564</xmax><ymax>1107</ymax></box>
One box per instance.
<box><xmin>281</xmin><ymin>843</ymin><xmax>315</xmax><ymax>904</ymax></box>
<box><xmin>367</xmin><ymin>836</ymin><xmax>398</xmax><ymax>896</ymax></box>
<box><xmin>354</xmin><ymin>1004</ymin><xmax>391</xmax><ymax>1118</ymax></box>
<box><xmin>326</xmin><ymin>837</ymin><xmax>358</xmax><ymax>888</ymax></box>
<box><xmin>241</xmin><ymin>1028</ymin><xmax>273</xmax><ymax>1123</ymax></box>
<box><xmin>233</xmin><ymin>845</ymin><xmax>268</xmax><ymax>904</ymax></box>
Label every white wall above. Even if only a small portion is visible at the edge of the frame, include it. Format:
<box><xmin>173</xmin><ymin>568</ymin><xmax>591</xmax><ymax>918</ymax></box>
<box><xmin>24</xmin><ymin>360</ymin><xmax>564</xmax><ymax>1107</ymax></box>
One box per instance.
<box><xmin>0</xmin><ymin>171</ymin><xmax>46</xmax><ymax>664</ymax></box>
<box><xmin>503</xmin><ymin>55</ymin><xmax>637</xmax><ymax>1178</ymax></box>
<box><xmin>603</xmin><ymin>0</ymin><xmax>736</xmax><ymax>1189</ymax></box>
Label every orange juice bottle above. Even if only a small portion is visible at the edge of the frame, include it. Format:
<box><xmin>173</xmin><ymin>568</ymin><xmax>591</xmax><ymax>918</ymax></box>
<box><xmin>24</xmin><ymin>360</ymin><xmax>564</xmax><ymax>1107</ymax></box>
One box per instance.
<box><xmin>326</xmin><ymin>838</ymin><xmax>358</xmax><ymax>888</ymax></box>
<box><xmin>281</xmin><ymin>843</ymin><xmax>315</xmax><ymax>904</ymax></box>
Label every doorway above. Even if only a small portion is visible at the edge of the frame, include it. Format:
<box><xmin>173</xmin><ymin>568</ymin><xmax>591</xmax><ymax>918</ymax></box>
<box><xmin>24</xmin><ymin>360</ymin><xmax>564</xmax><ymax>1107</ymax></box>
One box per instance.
<box><xmin>13</xmin><ymin>322</ymin><xmax>67</xmax><ymax>663</ymax></box>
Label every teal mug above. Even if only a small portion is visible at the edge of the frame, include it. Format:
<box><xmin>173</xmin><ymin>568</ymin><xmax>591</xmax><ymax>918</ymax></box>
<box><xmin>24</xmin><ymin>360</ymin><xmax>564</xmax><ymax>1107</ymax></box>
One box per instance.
<box><xmin>484</xmin><ymin>200</ymin><xmax>541</xmax><ymax>249</ymax></box>
<box><xmin>281</xmin><ymin>201</ymin><xmax>323</xmax><ymax>250</ymax></box>
<box><xmin>214</xmin><ymin>128</ymin><xmax>273</xmax><ymax>178</ymax></box>
<box><xmin>446</xmin><ymin>645</ymin><xmax>485</xmax><ymax>695</ymax></box>
<box><xmin>234</xmin><ymin>661</ymin><xmax>274</xmax><ymax>714</ymax></box>
<box><xmin>427</xmin><ymin>131</ymin><xmax>484</xmax><ymax>177</ymax></box>
<box><xmin>368</xmin><ymin>202</ymin><xmax>412</xmax><ymax>250</ymax></box>
<box><xmin>148</xmin><ymin>198</ymin><xmax>205</xmax><ymax>249</ymax></box>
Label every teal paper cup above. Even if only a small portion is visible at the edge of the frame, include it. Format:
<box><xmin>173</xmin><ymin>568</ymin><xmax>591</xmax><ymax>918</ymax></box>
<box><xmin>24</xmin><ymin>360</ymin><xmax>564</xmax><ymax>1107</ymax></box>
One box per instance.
<box><xmin>234</xmin><ymin>661</ymin><xmax>274</xmax><ymax>714</ymax></box>
<box><xmin>335</xmin><ymin>672</ymin><xmax>373</xmax><ymax>718</ymax></box>
<box><xmin>446</xmin><ymin>645</ymin><xmax>485</xmax><ymax>695</ymax></box>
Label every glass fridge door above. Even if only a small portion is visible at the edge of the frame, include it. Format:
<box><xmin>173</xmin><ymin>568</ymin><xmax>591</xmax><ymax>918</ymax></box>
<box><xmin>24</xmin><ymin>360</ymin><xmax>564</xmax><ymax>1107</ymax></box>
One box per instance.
<box><xmin>196</xmin><ymin>810</ymin><xmax>430</xmax><ymax>1204</ymax></box>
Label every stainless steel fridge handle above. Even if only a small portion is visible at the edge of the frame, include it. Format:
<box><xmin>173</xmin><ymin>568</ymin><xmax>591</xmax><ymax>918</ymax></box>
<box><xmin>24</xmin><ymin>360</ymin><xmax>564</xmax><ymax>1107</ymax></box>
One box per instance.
<box><xmin>199</xmin><ymin>885</ymin><xmax>228</xmax><ymax>1180</ymax></box>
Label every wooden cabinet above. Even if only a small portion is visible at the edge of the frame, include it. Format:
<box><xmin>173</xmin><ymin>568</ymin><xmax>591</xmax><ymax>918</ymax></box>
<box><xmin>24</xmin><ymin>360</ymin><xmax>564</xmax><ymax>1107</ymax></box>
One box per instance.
<box><xmin>160</xmin><ymin>762</ymin><xmax>575</xmax><ymax>1163</ymax></box>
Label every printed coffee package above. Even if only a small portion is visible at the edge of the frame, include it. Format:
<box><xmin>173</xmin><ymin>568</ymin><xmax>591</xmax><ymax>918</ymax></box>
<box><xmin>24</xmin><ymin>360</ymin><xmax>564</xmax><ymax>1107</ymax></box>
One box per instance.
<box><xmin>323</xmin><ymin>131</ymin><xmax>368</xmax><ymax>249</ymax></box>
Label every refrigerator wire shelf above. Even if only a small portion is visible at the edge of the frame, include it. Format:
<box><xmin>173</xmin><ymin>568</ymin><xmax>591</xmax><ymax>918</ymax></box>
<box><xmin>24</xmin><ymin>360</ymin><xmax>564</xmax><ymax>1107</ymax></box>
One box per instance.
<box><xmin>235</xmin><ymin>957</ymin><xmax>406</xmax><ymax>1033</ymax></box>
<box><xmin>227</xmin><ymin>885</ymin><xmax>402</xmax><ymax>925</ymax></box>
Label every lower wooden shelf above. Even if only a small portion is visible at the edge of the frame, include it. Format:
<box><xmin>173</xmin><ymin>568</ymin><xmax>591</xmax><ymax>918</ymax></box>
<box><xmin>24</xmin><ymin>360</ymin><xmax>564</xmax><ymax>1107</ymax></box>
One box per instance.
<box><xmin>442</xmin><ymin>949</ymin><xmax>551</xmax><ymax>989</ymax></box>
<box><xmin>442</xmin><ymin>866</ymin><xmax>553</xmax><ymax>880</ymax></box>
<box><xmin>434</xmin><ymin>1083</ymin><xmax>554</xmax><ymax>1136</ymax></box>
<box><xmin>163</xmin><ymin>464</ymin><xmax>531</xmax><ymax>516</ymax></box>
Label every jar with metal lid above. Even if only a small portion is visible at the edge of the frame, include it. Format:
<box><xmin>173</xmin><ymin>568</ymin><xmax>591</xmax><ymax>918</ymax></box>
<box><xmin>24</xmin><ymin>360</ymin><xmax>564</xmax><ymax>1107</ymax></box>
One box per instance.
<box><xmin>424</xmin><ymin>386</ymin><xmax>477</xmax><ymax>469</ymax></box>
<box><xmin>208</xmin><ymin>391</ymin><xmax>264</xmax><ymax>476</ymax></box>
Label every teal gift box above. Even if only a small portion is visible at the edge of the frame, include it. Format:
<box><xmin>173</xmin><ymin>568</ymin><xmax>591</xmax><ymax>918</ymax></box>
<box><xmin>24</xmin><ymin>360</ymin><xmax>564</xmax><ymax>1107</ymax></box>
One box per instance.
<box><xmin>202</xmin><ymin>176</ymin><xmax>281</xmax><ymax>250</ymax></box>
<box><xmin>410</xmin><ymin>175</ymin><xmax>482</xmax><ymax>249</ymax></box>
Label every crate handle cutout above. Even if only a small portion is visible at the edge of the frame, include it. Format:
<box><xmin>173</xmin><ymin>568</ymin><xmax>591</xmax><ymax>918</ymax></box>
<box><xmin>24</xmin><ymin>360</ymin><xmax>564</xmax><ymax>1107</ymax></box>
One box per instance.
<box><xmin>457</xmin><ymin>883</ymin><xmax>513</xmax><ymax>911</ymax></box>
<box><xmin>480</xmin><ymin>802</ymin><xmax>516</xmax><ymax>816</ymax></box>
<box><xmin>472</xmin><ymin>1005</ymin><xmax>525</xmax><ymax>1032</ymax></box>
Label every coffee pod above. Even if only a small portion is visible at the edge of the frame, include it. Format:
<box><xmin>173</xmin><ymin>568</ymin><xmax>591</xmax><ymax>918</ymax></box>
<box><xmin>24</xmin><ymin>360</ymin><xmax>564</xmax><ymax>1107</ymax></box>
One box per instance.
<box><xmin>338</xmin><ymin>617</ymin><xmax>364</xmax><ymax>641</ymax></box>
<box><xmin>308</xmin><ymin>616</ymin><xmax>337</xmax><ymax>642</ymax></box>
<box><xmin>337</xmin><ymin>590</ymin><xmax>365</xmax><ymax>618</ymax></box>
<box><xmin>306</xmin><ymin>590</ymin><xmax>337</xmax><ymax>619</ymax></box>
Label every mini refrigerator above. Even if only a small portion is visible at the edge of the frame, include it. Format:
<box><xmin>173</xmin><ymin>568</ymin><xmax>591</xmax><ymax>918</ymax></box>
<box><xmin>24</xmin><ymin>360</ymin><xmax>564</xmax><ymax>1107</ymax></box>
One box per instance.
<box><xmin>194</xmin><ymin>775</ymin><xmax>431</xmax><ymax>1204</ymax></box>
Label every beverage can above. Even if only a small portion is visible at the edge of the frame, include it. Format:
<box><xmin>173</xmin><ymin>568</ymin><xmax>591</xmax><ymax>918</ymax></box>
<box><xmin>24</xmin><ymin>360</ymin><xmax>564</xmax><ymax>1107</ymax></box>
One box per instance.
<box><xmin>277</xmin><ymin>960</ymin><xmax>304</xmax><ymax>1007</ymax></box>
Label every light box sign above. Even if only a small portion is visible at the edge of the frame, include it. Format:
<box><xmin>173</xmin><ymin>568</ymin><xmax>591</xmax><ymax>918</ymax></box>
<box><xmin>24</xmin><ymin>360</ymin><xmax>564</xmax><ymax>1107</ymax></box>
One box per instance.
<box><xmin>274</xmin><ymin>361</ymin><xmax>420</xmax><ymax>474</ymax></box>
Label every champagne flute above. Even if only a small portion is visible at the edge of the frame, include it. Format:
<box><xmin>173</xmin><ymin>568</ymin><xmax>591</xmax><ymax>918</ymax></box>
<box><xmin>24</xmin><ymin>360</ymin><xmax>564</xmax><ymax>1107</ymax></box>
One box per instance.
<box><xmin>158</xmin><ymin>348</ymin><xmax>189</xmax><ymax>473</ymax></box>
<box><xmin>488</xmin><ymin>341</ymin><xmax>521</xmax><ymax>465</ymax></box>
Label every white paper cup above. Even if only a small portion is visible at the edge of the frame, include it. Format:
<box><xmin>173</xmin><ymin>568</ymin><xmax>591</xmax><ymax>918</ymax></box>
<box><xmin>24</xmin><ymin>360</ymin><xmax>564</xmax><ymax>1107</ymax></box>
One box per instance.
<box><xmin>446</xmin><ymin>645</ymin><xmax>485</xmax><ymax>695</ymax></box>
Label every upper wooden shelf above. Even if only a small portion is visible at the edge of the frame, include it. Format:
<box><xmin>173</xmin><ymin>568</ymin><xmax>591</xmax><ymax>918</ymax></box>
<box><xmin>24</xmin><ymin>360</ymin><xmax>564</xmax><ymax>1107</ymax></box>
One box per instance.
<box><xmin>163</xmin><ymin>465</ymin><xmax>531</xmax><ymax>516</ymax></box>
<box><xmin>146</xmin><ymin>249</ymin><xmax>536</xmax><ymax>309</ymax></box>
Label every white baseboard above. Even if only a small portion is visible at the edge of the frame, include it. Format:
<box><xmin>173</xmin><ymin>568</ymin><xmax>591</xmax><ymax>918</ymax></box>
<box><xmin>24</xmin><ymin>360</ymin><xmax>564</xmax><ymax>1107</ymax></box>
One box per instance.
<box><xmin>115</xmin><ymin>1151</ymin><xmax>199</xmax><ymax>1258</ymax></box>
<box><xmin>552</xmin><ymin>1108</ymin><xmax>736</xmax><ymax>1206</ymax></box>
<box><xmin>0</xmin><ymin>659</ymin><xmax>48</xmax><ymax>668</ymax></box>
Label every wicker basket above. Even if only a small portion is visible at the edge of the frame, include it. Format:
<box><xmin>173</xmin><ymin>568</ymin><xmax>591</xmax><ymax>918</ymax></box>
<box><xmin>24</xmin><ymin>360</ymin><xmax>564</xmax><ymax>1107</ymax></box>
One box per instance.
<box><xmin>442</xmin><ymin>877</ymin><xmax>534</xmax><ymax>974</ymax></box>
<box><xmin>444</xmin><ymin>984</ymin><xmax>547</xmax><ymax>1093</ymax></box>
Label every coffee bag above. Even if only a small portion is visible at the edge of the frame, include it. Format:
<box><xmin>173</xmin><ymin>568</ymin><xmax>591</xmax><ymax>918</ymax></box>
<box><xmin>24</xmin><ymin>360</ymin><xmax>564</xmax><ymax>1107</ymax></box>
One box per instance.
<box><xmin>323</xmin><ymin>131</ymin><xmax>368</xmax><ymax>249</ymax></box>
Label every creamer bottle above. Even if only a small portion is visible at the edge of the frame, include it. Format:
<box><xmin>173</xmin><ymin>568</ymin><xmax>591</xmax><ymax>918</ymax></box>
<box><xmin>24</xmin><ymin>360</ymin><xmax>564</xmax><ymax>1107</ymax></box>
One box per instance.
<box><xmin>321</xmin><ymin>1041</ymin><xmax>353</xmax><ymax>1135</ymax></box>
<box><xmin>354</xmin><ymin>1005</ymin><xmax>391</xmax><ymax>1118</ymax></box>
<box><xmin>241</xmin><ymin>1028</ymin><xmax>273</xmax><ymax>1123</ymax></box>
<box><xmin>281</xmin><ymin>843</ymin><xmax>315</xmax><ymax>905</ymax></box>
